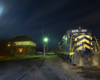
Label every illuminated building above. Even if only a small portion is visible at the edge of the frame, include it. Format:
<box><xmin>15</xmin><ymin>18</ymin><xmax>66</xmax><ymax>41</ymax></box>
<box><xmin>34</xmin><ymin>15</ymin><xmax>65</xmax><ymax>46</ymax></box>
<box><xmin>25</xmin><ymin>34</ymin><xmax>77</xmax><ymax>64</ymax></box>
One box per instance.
<box><xmin>7</xmin><ymin>36</ymin><xmax>36</xmax><ymax>56</ymax></box>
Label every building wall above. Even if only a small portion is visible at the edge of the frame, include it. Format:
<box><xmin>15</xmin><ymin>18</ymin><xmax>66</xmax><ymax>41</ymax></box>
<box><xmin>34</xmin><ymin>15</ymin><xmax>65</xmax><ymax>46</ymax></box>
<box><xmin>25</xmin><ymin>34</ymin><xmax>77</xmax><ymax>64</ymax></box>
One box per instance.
<box><xmin>25</xmin><ymin>46</ymin><xmax>31</xmax><ymax>55</ymax></box>
<box><xmin>11</xmin><ymin>46</ymin><xmax>36</xmax><ymax>56</ymax></box>
<box><xmin>7</xmin><ymin>41</ymin><xmax>36</xmax><ymax>56</ymax></box>
<box><xmin>0</xmin><ymin>52</ymin><xmax>5</xmax><ymax>56</ymax></box>
<box><xmin>25</xmin><ymin>46</ymin><xmax>36</xmax><ymax>55</ymax></box>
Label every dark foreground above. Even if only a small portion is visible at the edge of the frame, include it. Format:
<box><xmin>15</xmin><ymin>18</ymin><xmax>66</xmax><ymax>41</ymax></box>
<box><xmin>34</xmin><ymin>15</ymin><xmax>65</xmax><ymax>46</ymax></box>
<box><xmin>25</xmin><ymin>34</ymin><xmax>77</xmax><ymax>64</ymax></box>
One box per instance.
<box><xmin>0</xmin><ymin>57</ymin><xmax>43</xmax><ymax>80</ymax></box>
<box><xmin>0</xmin><ymin>55</ymin><xmax>99</xmax><ymax>80</ymax></box>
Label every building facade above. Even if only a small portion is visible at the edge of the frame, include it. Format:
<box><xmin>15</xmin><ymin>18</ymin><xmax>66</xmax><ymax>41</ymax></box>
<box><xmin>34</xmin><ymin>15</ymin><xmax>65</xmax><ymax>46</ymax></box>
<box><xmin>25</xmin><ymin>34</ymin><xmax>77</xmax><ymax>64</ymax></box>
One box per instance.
<box><xmin>7</xmin><ymin>36</ymin><xmax>36</xmax><ymax>56</ymax></box>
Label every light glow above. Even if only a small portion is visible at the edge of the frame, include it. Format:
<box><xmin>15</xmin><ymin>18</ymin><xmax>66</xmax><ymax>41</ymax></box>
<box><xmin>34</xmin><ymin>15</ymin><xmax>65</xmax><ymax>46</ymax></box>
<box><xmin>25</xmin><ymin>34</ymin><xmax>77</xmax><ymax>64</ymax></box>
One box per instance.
<box><xmin>63</xmin><ymin>35</ymin><xmax>67</xmax><ymax>40</ymax></box>
<box><xmin>0</xmin><ymin>4</ymin><xmax>4</xmax><ymax>16</ymax></box>
<box><xmin>18</xmin><ymin>42</ymin><xmax>20</xmax><ymax>45</ymax></box>
<box><xmin>81</xmin><ymin>29</ymin><xmax>87</xmax><ymax>32</ymax></box>
<box><xmin>15</xmin><ymin>41</ymin><xmax>36</xmax><ymax>46</ymax></box>
<box><xmin>20</xmin><ymin>49</ymin><xmax>22</xmax><ymax>52</ymax></box>
<box><xmin>44</xmin><ymin>38</ymin><xmax>47</xmax><ymax>41</ymax></box>
<box><xmin>44</xmin><ymin>38</ymin><xmax>48</xmax><ymax>42</ymax></box>
<box><xmin>8</xmin><ymin>44</ymin><xmax>10</xmax><ymax>47</ymax></box>
<box><xmin>18</xmin><ymin>48</ymin><xmax>23</xmax><ymax>52</ymax></box>
<box><xmin>72</xmin><ymin>29</ymin><xmax>78</xmax><ymax>33</ymax></box>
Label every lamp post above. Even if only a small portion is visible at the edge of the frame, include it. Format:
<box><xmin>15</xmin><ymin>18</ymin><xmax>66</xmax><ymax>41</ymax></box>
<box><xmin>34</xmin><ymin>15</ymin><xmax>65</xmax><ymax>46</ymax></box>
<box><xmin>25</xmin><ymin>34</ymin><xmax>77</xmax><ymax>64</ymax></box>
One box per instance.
<box><xmin>42</xmin><ymin>24</ymin><xmax>45</xmax><ymax>58</ymax></box>
<box><xmin>44</xmin><ymin>37</ymin><xmax>48</xmax><ymax>55</ymax></box>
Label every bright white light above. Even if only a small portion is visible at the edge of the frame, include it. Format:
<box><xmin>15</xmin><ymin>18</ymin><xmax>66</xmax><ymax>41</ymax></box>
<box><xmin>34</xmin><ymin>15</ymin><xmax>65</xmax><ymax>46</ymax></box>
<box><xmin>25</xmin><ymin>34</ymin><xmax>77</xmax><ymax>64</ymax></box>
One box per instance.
<box><xmin>63</xmin><ymin>35</ymin><xmax>67</xmax><ymax>40</ymax></box>
<box><xmin>72</xmin><ymin>29</ymin><xmax>78</xmax><ymax>33</ymax></box>
<box><xmin>81</xmin><ymin>29</ymin><xmax>87</xmax><ymax>32</ymax></box>
<box><xmin>65</xmin><ymin>37</ymin><xmax>67</xmax><ymax>40</ymax></box>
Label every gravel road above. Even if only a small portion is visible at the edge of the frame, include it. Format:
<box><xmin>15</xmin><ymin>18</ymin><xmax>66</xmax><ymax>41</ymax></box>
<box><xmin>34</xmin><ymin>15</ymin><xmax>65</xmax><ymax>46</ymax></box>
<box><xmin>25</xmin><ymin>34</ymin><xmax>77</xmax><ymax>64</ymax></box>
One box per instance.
<box><xmin>0</xmin><ymin>55</ymin><xmax>99</xmax><ymax>80</ymax></box>
<box><xmin>20</xmin><ymin>55</ymin><xmax>97</xmax><ymax>80</ymax></box>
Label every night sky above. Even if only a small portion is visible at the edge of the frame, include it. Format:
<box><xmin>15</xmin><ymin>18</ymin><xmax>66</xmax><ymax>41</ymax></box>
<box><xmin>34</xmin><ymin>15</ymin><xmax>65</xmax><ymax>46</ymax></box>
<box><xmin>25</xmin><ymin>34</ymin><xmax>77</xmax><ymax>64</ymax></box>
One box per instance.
<box><xmin>0</xmin><ymin>0</ymin><xmax>100</xmax><ymax>49</ymax></box>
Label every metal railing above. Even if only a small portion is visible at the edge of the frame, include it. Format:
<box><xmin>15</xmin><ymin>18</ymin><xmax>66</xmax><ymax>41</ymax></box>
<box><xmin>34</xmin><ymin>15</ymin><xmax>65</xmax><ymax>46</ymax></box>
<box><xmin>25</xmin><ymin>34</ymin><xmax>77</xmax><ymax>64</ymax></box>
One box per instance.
<box><xmin>93</xmin><ymin>36</ymin><xmax>100</xmax><ymax>53</ymax></box>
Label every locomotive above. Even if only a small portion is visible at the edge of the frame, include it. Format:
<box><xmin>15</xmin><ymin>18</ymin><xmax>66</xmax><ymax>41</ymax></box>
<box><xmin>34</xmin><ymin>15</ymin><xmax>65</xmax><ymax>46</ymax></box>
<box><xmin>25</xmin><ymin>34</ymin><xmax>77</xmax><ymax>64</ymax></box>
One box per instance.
<box><xmin>57</xmin><ymin>26</ymin><xmax>100</xmax><ymax>66</ymax></box>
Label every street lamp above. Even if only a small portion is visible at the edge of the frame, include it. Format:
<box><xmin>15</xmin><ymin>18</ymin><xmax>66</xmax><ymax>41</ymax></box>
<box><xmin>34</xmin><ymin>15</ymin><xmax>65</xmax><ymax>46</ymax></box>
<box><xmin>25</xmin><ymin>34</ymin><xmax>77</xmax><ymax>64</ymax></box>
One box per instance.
<box><xmin>44</xmin><ymin>38</ymin><xmax>48</xmax><ymax>42</ymax></box>
<box><xmin>44</xmin><ymin>37</ymin><xmax>48</xmax><ymax>55</ymax></box>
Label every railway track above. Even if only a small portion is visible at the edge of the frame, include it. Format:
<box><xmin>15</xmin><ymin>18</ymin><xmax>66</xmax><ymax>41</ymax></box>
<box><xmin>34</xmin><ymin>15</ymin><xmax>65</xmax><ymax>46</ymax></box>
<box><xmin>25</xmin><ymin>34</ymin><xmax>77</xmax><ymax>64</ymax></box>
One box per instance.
<box><xmin>62</xmin><ymin>56</ymin><xmax>100</xmax><ymax>80</ymax></box>
<box><xmin>16</xmin><ymin>58</ymin><xmax>45</xmax><ymax>80</ymax></box>
<box><xmin>76</xmin><ymin>66</ymin><xmax>100</xmax><ymax>80</ymax></box>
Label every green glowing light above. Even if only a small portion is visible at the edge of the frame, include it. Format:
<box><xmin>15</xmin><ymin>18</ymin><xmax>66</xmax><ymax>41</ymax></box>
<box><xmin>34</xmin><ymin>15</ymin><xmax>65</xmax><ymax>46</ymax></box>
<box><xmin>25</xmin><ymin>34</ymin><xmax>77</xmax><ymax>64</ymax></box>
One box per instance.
<box><xmin>44</xmin><ymin>38</ymin><xmax>48</xmax><ymax>42</ymax></box>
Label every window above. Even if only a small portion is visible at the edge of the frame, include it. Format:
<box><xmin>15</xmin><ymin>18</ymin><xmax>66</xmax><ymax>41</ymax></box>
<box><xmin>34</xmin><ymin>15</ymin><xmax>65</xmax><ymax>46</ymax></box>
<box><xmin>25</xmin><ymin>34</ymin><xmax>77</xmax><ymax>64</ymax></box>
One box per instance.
<box><xmin>18</xmin><ymin>48</ymin><xmax>23</xmax><ymax>52</ymax></box>
<box><xmin>8</xmin><ymin>44</ymin><xmax>10</xmax><ymax>47</ymax></box>
<box><xmin>18</xmin><ymin>42</ymin><xmax>20</xmax><ymax>45</ymax></box>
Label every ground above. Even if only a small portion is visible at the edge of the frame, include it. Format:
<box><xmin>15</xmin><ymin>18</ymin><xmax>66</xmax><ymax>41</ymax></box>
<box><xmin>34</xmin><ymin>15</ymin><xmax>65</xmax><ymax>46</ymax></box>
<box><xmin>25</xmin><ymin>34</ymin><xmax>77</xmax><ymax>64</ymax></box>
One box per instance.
<box><xmin>0</xmin><ymin>54</ymin><xmax>99</xmax><ymax>80</ymax></box>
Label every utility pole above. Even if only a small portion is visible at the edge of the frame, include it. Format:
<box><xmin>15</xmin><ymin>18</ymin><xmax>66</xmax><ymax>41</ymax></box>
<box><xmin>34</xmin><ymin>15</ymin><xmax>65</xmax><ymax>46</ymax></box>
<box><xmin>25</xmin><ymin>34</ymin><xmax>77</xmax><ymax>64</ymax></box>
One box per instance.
<box><xmin>47</xmin><ymin>34</ymin><xmax>49</xmax><ymax>55</ymax></box>
<box><xmin>42</xmin><ymin>24</ymin><xmax>45</xmax><ymax>58</ymax></box>
<box><xmin>27</xmin><ymin>27</ymin><xmax>29</xmax><ymax>37</ymax></box>
<box><xmin>47</xmin><ymin>41</ymin><xmax>48</xmax><ymax>55</ymax></box>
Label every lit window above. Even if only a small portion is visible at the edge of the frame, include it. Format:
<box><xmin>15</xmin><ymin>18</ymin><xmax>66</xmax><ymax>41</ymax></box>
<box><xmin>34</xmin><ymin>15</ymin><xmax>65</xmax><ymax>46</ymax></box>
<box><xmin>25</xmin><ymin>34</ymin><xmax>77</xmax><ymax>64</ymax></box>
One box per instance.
<box><xmin>18</xmin><ymin>42</ymin><xmax>20</xmax><ymax>45</ymax></box>
<box><xmin>18</xmin><ymin>48</ymin><xmax>23</xmax><ymax>52</ymax></box>
<box><xmin>8</xmin><ymin>44</ymin><xmax>10</xmax><ymax>46</ymax></box>
<box><xmin>20</xmin><ymin>49</ymin><xmax>22</xmax><ymax>52</ymax></box>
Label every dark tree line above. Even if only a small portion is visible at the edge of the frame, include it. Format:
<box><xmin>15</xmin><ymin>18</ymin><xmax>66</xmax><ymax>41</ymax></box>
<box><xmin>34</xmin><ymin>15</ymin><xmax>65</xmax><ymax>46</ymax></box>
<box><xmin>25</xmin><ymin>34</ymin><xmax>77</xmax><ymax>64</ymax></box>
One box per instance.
<box><xmin>0</xmin><ymin>37</ymin><xmax>12</xmax><ymax>57</ymax></box>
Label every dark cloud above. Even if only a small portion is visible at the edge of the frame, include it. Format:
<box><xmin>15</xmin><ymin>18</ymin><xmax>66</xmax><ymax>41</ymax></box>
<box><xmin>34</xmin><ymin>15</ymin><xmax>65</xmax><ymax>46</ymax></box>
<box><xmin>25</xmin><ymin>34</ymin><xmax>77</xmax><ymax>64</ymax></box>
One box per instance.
<box><xmin>0</xmin><ymin>0</ymin><xmax>100</xmax><ymax>49</ymax></box>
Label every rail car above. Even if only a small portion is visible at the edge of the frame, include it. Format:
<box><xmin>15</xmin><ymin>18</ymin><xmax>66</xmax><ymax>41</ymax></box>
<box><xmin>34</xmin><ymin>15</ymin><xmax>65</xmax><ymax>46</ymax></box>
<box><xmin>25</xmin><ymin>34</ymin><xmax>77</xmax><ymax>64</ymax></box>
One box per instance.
<box><xmin>57</xmin><ymin>26</ymin><xmax>100</xmax><ymax>66</ymax></box>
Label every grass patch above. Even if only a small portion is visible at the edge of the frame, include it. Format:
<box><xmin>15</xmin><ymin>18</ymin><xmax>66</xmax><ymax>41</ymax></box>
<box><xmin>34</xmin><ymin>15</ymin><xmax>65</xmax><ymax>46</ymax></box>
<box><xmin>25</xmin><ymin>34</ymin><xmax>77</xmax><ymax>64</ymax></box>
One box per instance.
<box><xmin>0</xmin><ymin>55</ymin><xmax>44</xmax><ymax>62</ymax></box>
<box><xmin>0</xmin><ymin>54</ymin><xmax>58</xmax><ymax>62</ymax></box>
<box><xmin>0</xmin><ymin>55</ymin><xmax>24</xmax><ymax>62</ymax></box>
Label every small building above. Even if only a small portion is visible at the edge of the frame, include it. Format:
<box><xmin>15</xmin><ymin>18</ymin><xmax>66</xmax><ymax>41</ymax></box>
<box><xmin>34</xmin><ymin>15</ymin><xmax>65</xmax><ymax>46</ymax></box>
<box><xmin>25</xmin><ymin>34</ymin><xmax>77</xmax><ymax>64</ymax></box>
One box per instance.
<box><xmin>7</xmin><ymin>36</ymin><xmax>36</xmax><ymax>56</ymax></box>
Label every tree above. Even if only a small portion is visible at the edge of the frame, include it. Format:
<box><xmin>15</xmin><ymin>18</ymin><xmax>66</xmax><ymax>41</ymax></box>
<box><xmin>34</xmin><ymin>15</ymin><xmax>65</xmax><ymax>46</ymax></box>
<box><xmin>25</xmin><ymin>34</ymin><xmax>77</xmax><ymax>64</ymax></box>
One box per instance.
<box><xmin>0</xmin><ymin>37</ymin><xmax>12</xmax><ymax>57</ymax></box>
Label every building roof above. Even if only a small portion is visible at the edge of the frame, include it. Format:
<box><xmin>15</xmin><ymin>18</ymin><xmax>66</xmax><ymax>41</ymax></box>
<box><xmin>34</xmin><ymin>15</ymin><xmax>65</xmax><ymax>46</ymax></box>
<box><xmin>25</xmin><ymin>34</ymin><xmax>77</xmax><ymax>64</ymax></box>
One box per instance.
<box><xmin>10</xmin><ymin>36</ymin><xmax>36</xmax><ymax>43</ymax></box>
